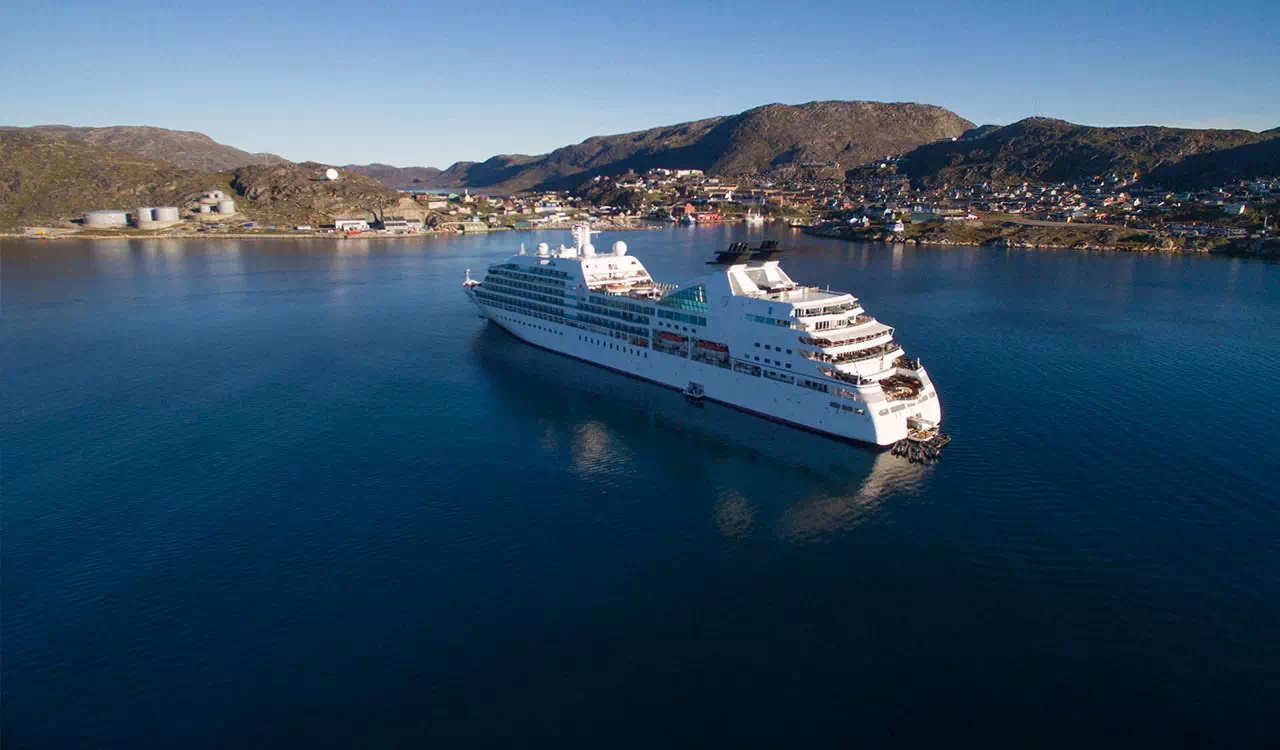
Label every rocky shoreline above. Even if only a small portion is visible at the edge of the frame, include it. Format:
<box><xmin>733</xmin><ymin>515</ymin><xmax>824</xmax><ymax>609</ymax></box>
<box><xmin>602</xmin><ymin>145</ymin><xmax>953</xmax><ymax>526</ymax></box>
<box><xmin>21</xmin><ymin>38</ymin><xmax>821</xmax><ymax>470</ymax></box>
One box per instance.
<box><xmin>2</xmin><ymin>217</ymin><xmax>671</xmax><ymax>241</ymax></box>
<box><xmin>803</xmin><ymin>225</ymin><xmax>1280</xmax><ymax>257</ymax></box>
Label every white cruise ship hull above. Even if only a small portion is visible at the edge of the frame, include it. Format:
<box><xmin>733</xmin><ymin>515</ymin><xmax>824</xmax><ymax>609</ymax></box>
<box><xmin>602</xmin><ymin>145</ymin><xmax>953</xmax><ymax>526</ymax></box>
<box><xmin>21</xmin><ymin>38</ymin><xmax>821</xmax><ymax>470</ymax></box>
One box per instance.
<box><xmin>469</xmin><ymin>296</ymin><xmax>941</xmax><ymax>447</ymax></box>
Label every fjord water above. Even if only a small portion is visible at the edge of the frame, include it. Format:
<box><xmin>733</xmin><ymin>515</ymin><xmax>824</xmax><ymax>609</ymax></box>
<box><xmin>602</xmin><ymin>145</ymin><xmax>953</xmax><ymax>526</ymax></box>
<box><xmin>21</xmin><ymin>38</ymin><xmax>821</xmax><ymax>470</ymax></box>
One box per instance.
<box><xmin>3</xmin><ymin>228</ymin><xmax>1278</xmax><ymax>747</ymax></box>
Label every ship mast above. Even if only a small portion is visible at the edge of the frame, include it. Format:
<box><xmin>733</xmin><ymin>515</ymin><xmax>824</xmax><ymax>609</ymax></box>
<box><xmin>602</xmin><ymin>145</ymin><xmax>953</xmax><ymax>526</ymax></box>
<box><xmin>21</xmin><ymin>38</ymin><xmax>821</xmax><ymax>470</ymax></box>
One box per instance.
<box><xmin>571</xmin><ymin>222</ymin><xmax>598</xmax><ymax>252</ymax></box>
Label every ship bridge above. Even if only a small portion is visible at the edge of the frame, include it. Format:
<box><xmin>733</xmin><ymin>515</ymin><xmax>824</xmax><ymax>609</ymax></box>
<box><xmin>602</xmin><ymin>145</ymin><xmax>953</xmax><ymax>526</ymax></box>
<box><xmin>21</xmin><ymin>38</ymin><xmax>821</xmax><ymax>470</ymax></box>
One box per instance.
<box><xmin>724</xmin><ymin>261</ymin><xmax>852</xmax><ymax>306</ymax></box>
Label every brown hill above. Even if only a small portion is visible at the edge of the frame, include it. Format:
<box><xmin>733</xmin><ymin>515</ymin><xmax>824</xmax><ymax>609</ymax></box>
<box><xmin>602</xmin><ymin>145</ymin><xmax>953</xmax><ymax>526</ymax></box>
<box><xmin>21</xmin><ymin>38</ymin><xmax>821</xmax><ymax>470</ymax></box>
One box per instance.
<box><xmin>1144</xmin><ymin>131</ymin><xmax>1280</xmax><ymax>188</ymax></box>
<box><xmin>0</xmin><ymin>130</ymin><xmax>401</xmax><ymax>230</ymax></box>
<box><xmin>229</xmin><ymin>163</ymin><xmax>403</xmax><ymax>226</ymax></box>
<box><xmin>404</xmin><ymin>100</ymin><xmax>974</xmax><ymax>191</ymax></box>
<box><xmin>0</xmin><ymin>129</ymin><xmax>227</xmax><ymax>228</ymax></box>
<box><xmin>1</xmin><ymin>125</ymin><xmax>287</xmax><ymax>172</ymax></box>
<box><xmin>898</xmin><ymin>118</ymin><xmax>1278</xmax><ymax>188</ymax></box>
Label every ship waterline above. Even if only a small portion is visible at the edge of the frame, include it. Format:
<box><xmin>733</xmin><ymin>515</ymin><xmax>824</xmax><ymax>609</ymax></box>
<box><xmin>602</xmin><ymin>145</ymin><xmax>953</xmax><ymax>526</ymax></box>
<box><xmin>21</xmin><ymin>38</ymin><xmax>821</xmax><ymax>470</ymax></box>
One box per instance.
<box><xmin>465</xmin><ymin>224</ymin><xmax>941</xmax><ymax>446</ymax></box>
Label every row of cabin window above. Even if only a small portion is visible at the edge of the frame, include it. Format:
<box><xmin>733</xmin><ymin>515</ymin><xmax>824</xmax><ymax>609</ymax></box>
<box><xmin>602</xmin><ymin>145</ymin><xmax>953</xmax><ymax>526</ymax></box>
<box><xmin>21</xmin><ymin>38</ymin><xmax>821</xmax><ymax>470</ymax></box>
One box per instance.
<box><xmin>749</xmin><ymin>355</ymin><xmax>790</xmax><ymax>368</ymax></box>
<box><xmin>829</xmin><ymin>401</ymin><xmax>866</xmax><ymax>415</ymax></box>
<box><xmin>486</xmin><ymin>301</ymin><xmax>649</xmax><ymax>352</ymax></box>
<box><xmin>485</xmin><ymin>277</ymin><xmax>565</xmax><ymax>303</ymax></box>
<box><xmin>799</xmin><ymin>379</ymin><xmax>830</xmax><ymax>393</ymax></box>
<box><xmin>576</xmin><ymin>301</ymin><xmax>649</xmax><ymax>325</ymax></box>
<box><xmin>489</xmin><ymin>268</ymin><xmax>568</xmax><ymax>288</ymax></box>
<box><xmin>501</xmin><ymin>315</ymin><xmax>565</xmax><ymax>336</ymax></box>
<box><xmin>745</xmin><ymin>313</ymin><xmax>795</xmax><ymax>328</ymax></box>
<box><xmin>516</xmin><ymin>264</ymin><xmax>571</xmax><ymax>280</ymax></box>
<box><xmin>480</xmin><ymin>282</ymin><xmax>565</xmax><ymax>308</ymax></box>
<box><xmin>574</xmin><ymin>312</ymin><xmax>647</xmax><ymax>337</ymax></box>
<box><xmin>474</xmin><ymin>289</ymin><xmax>564</xmax><ymax>318</ymax></box>
<box><xmin>588</xmin><ymin>295</ymin><xmax>650</xmax><ymax>316</ymax></box>
<box><xmin>486</xmin><ymin>300</ymin><xmax>565</xmax><ymax>326</ymax></box>
<box><xmin>578</xmin><ymin>335</ymin><xmax>647</xmax><ymax>358</ymax></box>
<box><xmin>735</xmin><ymin>360</ymin><xmax>836</xmax><ymax>396</ymax></box>
<box><xmin>656</xmin><ymin>309</ymin><xmax>707</xmax><ymax>326</ymax></box>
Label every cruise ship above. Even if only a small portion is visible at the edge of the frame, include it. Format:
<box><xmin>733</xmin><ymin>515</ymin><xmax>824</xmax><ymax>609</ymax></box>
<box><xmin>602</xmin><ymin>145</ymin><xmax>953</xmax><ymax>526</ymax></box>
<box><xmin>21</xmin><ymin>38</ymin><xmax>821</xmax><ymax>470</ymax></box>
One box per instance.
<box><xmin>464</xmin><ymin>224</ymin><xmax>942</xmax><ymax>447</ymax></box>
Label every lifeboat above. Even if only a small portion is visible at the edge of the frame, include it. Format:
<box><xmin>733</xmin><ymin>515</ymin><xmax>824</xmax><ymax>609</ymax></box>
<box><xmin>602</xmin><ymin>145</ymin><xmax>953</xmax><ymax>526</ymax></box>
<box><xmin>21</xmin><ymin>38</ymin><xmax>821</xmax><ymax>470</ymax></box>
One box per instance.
<box><xmin>695</xmin><ymin>340</ymin><xmax>728</xmax><ymax>352</ymax></box>
<box><xmin>659</xmin><ymin>331</ymin><xmax>687</xmax><ymax>343</ymax></box>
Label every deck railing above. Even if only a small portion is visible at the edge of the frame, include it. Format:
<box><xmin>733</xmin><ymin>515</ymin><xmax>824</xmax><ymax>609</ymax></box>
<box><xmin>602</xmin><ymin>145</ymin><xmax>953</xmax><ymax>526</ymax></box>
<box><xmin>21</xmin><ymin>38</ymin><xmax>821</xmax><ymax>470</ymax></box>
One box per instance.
<box><xmin>799</xmin><ymin>324</ymin><xmax>890</xmax><ymax>349</ymax></box>
<box><xmin>801</xmin><ymin>342</ymin><xmax>901</xmax><ymax>365</ymax></box>
<box><xmin>794</xmin><ymin>303</ymin><xmax>856</xmax><ymax>318</ymax></box>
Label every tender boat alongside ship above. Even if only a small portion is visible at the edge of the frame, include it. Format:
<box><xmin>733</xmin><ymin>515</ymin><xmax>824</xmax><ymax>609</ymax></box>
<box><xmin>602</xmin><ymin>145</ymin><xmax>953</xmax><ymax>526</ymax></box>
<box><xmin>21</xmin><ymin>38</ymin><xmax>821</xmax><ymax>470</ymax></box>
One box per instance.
<box><xmin>464</xmin><ymin>223</ymin><xmax>943</xmax><ymax>448</ymax></box>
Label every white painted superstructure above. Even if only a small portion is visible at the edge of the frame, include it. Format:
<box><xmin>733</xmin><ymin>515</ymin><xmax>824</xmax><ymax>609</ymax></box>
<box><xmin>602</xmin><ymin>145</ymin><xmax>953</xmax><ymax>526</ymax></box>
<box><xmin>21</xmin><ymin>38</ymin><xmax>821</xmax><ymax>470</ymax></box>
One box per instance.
<box><xmin>464</xmin><ymin>224</ymin><xmax>941</xmax><ymax>446</ymax></box>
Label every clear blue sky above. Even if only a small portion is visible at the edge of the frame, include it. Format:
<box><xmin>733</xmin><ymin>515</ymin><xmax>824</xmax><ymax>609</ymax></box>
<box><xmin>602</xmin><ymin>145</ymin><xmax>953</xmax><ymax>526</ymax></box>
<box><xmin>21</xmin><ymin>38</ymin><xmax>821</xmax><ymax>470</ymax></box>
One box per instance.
<box><xmin>3</xmin><ymin>0</ymin><xmax>1276</xmax><ymax>168</ymax></box>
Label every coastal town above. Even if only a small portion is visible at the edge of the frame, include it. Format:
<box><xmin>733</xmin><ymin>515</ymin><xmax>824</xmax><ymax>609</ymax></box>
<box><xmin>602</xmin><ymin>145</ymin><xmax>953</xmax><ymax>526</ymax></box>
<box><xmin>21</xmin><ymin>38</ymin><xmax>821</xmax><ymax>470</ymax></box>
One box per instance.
<box><xmin>362</xmin><ymin>163</ymin><xmax>1276</xmax><ymax>255</ymax></box>
<box><xmin>17</xmin><ymin>158</ymin><xmax>1279</xmax><ymax>256</ymax></box>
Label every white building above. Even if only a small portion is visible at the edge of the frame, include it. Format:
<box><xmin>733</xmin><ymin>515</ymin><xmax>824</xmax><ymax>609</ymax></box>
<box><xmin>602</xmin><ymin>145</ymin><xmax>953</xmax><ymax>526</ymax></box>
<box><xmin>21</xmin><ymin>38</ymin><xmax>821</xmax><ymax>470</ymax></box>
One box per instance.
<box><xmin>334</xmin><ymin>219</ymin><xmax>370</xmax><ymax>232</ymax></box>
<box><xmin>381</xmin><ymin>217</ymin><xmax>422</xmax><ymax>234</ymax></box>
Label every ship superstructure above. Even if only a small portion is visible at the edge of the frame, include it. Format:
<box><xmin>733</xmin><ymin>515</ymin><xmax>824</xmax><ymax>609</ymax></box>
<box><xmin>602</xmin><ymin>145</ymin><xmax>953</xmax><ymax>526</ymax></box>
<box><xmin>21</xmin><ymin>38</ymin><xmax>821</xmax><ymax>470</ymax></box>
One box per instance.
<box><xmin>464</xmin><ymin>223</ymin><xmax>941</xmax><ymax>446</ymax></box>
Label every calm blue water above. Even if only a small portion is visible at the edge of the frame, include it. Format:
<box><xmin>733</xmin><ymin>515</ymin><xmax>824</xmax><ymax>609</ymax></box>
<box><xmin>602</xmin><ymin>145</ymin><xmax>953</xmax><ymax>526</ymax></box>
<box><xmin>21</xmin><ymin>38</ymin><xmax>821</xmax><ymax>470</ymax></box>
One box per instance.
<box><xmin>4</xmin><ymin>228</ymin><xmax>1279</xmax><ymax>747</ymax></box>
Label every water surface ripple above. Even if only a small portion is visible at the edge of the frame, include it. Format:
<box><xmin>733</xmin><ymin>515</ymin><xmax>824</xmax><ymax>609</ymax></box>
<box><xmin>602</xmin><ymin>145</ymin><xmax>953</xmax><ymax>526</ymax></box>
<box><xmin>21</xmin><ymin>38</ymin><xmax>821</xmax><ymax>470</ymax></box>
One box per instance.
<box><xmin>3</xmin><ymin>229</ymin><xmax>1278</xmax><ymax>747</ymax></box>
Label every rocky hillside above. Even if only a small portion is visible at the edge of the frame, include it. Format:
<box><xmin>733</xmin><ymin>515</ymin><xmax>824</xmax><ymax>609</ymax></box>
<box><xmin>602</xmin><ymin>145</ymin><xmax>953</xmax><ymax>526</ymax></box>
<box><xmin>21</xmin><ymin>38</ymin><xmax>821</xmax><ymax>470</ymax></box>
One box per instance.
<box><xmin>1</xmin><ymin>125</ymin><xmax>287</xmax><ymax>172</ymax></box>
<box><xmin>898</xmin><ymin>118</ymin><xmax>1279</xmax><ymax>188</ymax></box>
<box><xmin>0</xmin><ymin>129</ymin><xmax>227</xmax><ymax>229</ymax></box>
<box><xmin>229</xmin><ymin>163</ymin><xmax>404</xmax><ymax>226</ymax></box>
<box><xmin>0</xmin><ymin>130</ymin><xmax>402</xmax><ymax>230</ymax></box>
<box><xmin>1144</xmin><ymin>129</ymin><xmax>1280</xmax><ymax>188</ymax></box>
<box><xmin>417</xmin><ymin>101</ymin><xmax>974</xmax><ymax>192</ymax></box>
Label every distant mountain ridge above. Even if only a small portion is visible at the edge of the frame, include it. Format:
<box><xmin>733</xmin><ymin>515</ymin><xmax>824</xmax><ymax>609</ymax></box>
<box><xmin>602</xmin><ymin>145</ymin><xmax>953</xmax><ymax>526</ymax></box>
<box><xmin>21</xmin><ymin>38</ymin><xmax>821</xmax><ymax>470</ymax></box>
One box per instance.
<box><xmin>371</xmin><ymin>101</ymin><xmax>976</xmax><ymax>191</ymax></box>
<box><xmin>342</xmin><ymin>163</ymin><xmax>442</xmax><ymax>187</ymax></box>
<box><xmin>6</xmin><ymin>105</ymin><xmax>1278</xmax><ymax>230</ymax></box>
<box><xmin>0</xmin><ymin>125</ymin><xmax>287</xmax><ymax>172</ymax></box>
<box><xmin>898</xmin><ymin>117</ymin><xmax>1280</xmax><ymax>189</ymax></box>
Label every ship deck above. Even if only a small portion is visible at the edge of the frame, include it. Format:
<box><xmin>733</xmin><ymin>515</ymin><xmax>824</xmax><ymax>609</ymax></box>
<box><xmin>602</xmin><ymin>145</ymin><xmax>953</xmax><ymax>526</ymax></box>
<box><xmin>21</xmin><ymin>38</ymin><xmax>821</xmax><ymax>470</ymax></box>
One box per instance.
<box><xmin>757</xmin><ymin>286</ymin><xmax>847</xmax><ymax>303</ymax></box>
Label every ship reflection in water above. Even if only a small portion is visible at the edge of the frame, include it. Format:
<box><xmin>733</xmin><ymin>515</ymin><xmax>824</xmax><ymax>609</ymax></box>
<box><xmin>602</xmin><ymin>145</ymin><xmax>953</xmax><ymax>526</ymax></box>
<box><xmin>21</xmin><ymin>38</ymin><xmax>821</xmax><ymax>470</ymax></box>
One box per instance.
<box><xmin>473</xmin><ymin>326</ymin><xmax>930</xmax><ymax>541</ymax></box>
